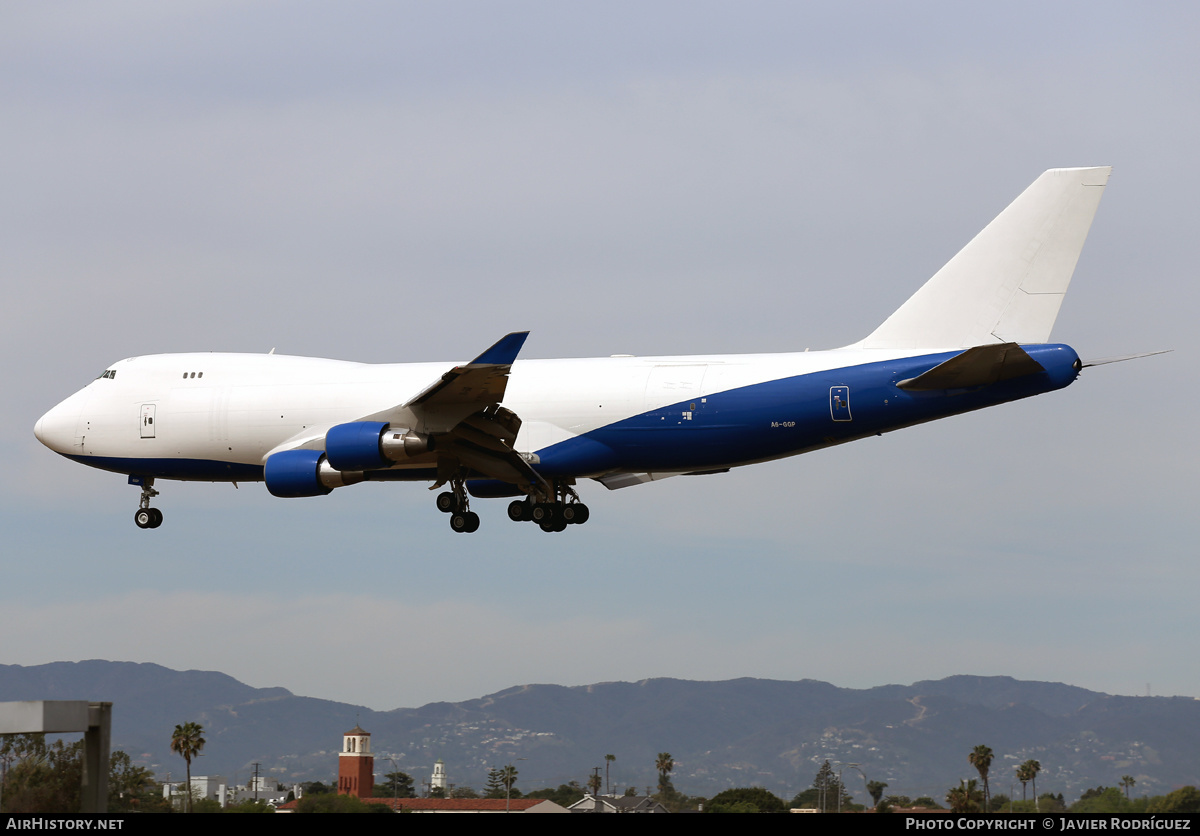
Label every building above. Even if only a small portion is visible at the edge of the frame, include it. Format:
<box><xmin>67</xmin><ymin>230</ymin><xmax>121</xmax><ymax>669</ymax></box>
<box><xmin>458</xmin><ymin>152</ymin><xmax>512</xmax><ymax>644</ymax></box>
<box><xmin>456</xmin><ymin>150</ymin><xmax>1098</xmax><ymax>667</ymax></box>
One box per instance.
<box><xmin>337</xmin><ymin>724</ymin><xmax>373</xmax><ymax>799</ymax></box>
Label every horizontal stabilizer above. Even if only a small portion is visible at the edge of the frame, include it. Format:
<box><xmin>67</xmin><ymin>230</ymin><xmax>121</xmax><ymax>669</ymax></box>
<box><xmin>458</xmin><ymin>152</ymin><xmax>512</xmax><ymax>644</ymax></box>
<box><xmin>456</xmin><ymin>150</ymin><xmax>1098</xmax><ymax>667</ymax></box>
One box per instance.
<box><xmin>897</xmin><ymin>343</ymin><xmax>1044</xmax><ymax>391</ymax></box>
<box><xmin>860</xmin><ymin>167</ymin><xmax>1111</xmax><ymax>350</ymax></box>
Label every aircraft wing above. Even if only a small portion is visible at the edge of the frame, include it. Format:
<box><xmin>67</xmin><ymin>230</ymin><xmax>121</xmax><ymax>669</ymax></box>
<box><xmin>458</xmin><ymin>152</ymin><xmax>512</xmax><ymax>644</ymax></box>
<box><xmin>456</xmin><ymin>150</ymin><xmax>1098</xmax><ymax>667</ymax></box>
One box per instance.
<box><xmin>361</xmin><ymin>331</ymin><xmax>551</xmax><ymax>496</ymax></box>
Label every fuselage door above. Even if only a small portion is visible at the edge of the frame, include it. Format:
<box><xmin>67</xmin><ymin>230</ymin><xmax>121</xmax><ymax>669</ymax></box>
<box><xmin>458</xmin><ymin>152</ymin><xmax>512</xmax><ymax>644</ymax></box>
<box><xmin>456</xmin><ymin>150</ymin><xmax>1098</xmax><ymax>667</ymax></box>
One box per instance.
<box><xmin>140</xmin><ymin>404</ymin><xmax>157</xmax><ymax>438</ymax></box>
<box><xmin>829</xmin><ymin>386</ymin><xmax>852</xmax><ymax>422</ymax></box>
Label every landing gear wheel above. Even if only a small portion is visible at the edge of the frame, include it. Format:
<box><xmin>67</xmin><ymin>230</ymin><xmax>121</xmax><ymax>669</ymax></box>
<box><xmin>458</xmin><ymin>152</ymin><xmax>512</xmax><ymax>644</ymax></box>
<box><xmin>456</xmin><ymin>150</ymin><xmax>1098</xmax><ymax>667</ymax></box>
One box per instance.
<box><xmin>561</xmin><ymin>503</ymin><xmax>589</xmax><ymax>524</ymax></box>
<box><xmin>134</xmin><ymin>508</ymin><xmax>153</xmax><ymax>529</ymax></box>
<box><xmin>539</xmin><ymin>517</ymin><xmax>568</xmax><ymax>533</ymax></box>
<box><xmin>450</xmin><ymin>511</ymin><xmax>480</xmax><ymax>533</ymax></box>
<box><xmin>508</xmin><ymin>499</ymin><xmax>532</xmax><ymax>522</ymax></box>
<box><xmin>531</xmin><ymin>503</ymin><xmax>555</xmax><ymax>523</ymax></box>
<box><xmin>436</xmin><ymin>491</ymin><xmax>458</xmax><ymax>513</ymax></box>
<box><xmin>148</xmin><ymin>508</ymin><xmax>164</xmax><ymax>528</ymax></box>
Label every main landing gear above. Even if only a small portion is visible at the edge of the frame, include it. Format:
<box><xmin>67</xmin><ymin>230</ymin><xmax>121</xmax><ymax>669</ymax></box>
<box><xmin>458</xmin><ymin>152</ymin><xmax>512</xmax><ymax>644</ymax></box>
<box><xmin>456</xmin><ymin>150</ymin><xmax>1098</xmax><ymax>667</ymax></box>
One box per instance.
<box><xmin>133</xmin><ymin>478</ymin><xmax>164</xmax><ymax>529</ymax></box>
<box><xmin>506</xmin><ymin>483</ymin><xmax>590</xmax><ymax>533</ymax></box>
<box><xmin>436</xmin><ymin>481</ymin><xmax>480</xmax><ymax>534</ymax></box>
<box><xmin>436</xmin><ymin>479</ymin><xmax>591</xmax><ymax>534</ymax></box>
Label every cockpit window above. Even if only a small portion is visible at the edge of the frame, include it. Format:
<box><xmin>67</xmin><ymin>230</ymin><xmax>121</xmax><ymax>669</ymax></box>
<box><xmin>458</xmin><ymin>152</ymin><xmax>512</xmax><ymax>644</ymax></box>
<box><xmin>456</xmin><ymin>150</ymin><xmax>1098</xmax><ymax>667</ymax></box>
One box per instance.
<box><xmin>95</xmin><ymin>369</ymin><xmax>116</xmax><ymax>380</ymax></box>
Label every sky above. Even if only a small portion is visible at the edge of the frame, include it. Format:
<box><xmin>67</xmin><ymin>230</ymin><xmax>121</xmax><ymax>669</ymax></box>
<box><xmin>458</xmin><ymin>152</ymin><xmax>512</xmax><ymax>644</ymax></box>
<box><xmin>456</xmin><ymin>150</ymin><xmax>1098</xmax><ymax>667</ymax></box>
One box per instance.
<box><xmin>2</xmin><ymin>1</ymin><xmax>1197</xmax><ymax>713</ymax></box>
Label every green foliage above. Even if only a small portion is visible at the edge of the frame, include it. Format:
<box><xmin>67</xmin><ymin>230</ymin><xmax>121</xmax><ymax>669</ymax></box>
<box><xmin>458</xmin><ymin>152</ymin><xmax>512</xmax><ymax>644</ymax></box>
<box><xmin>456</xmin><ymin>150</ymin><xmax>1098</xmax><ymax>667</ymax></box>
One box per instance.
<box><xmin>946</xmin><ymin>778</ymin><xmax>983</xmax><ymax>813</ymax></box>
<box><xmin>968</xmin><ymin>744</ymin><xmax>994</xmax><ymax>808</ymax></box>
<box><xmin>169</xmin><ymin>721</ymin><xmax>206</xmax><ymax>813</ymax></box>
<box><xmin>707</xmin><ymin>787</ymin><xmax>786</xmax><ymax>813</ymax></box>
<box><xmin>524</xmin><ymin>781</ymin><xmax>585</xmax><ymax>807</ymax></box>
<box><xmin>450</xmin><ymin>786</ymin><xmax>480</xmax><ymax>798</ymax></box>
<box><xmin>1070</xmin><ymin>787</ymin><xmax>1129</xmax><ymax>814</ymax></box>
<box><xmin>225</xmin><ymin>799</ymin><xmax>274</xmax><ymax>813</ymax></box>
<box><xmin>0</xmin><ymin>734</ymin><xmax>161</xmax><ymax>814</ymax></box>
<box><xmin>192</xmin><ymin>797</ymin><xmax>222</xmax><ymax>813</ymax></box>
<box><xmin>483</xmin><ymin>766</ymin><xmax>521</xmax><ymax>799</ymax></box>
<box><xmin>912</xmin><ymin>796</ymin><xmax>942</xmax><ymax>809</ymax></box>
<box><xmin>655</xmin><ymin>752</ymin><xmax>675</xmax><ymax>794</ymax></box>
<box><xmin>374</xmin><ymin>770</ymin><xmax>415</xmax><ymax>798</ymax></box>
<box><xmin>428</xmin><ymin>786</ymin><xmax>446</xmax><ymax>798</ymax></box>
<box><xmin>296</xmin><ymin>793</ymin><xmax>391</xmax><ymax>813</ymax></box>
<box><xmin>867</xmin><ymin>780</ymin><xmax>888</xmax><ymax>806</ymax></box>
<box><xmin>0</xmin><ymin>735</ymin><xmax>84</xmax><ymax>813</ymax></box>
<box><xmin>1148</xmin><ymin>786</ymin><xmax>1200</xmax><ymax>814</ymax></box>
<box><xmin>798</xmin><ymin>760</ymin><xmax>852</xmax><ymax>811</ymax></box>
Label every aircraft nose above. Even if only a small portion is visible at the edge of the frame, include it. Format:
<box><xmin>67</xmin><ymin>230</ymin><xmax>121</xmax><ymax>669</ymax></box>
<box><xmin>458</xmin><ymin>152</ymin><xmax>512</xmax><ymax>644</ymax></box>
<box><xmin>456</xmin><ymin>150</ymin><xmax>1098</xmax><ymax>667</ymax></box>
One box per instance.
<box><xmin>35</xmin><ymin>391</ymin><xmax>87</xmax><ymax>454</ymax></box>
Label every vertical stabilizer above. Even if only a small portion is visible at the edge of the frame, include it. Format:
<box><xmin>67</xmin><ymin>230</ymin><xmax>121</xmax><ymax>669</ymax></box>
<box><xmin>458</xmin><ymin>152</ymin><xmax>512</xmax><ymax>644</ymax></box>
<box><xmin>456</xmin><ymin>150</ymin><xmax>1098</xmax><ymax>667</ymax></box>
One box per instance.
<box><xmin>856</xmin><ymin>166</ymin><xmax>1111</xmax><ymax>350</ymax></box>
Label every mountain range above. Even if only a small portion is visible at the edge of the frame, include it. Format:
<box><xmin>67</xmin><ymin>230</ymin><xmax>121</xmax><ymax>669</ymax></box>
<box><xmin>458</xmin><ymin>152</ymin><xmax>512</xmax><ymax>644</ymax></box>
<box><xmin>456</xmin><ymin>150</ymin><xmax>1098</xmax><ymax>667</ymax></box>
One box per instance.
<box><xmin>1</xmin><ymin>661</ymin><xmax>1196</xmax><ymax>802</ymax></box>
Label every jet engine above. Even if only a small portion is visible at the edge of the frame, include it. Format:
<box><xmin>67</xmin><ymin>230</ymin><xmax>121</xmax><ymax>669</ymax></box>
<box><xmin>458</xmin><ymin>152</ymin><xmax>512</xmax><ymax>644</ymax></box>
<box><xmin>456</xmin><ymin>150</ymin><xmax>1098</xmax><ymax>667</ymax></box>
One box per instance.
<box><xmin>324</xmin><ymin>421</ymin><xmax>432</xmax><ymax>472</ymax></box>
<box><xmin>264</xmin><ymin>449</ymin><xmax>364</xmax><ymax>498</ymax></box>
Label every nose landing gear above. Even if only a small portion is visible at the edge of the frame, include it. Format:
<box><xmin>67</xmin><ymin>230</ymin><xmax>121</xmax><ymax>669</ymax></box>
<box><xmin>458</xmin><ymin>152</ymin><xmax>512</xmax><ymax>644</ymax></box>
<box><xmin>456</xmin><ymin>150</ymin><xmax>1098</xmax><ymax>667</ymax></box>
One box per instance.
<box><xmin>132</xmin><ymin>478</ymin><xmax>163</xmax><ymax>529</ymax></box>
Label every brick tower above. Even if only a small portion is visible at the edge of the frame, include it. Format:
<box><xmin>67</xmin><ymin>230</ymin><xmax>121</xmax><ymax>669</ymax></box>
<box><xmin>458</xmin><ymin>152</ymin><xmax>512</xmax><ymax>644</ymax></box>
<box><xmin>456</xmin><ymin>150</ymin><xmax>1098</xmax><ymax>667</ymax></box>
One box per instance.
<box><xmin>337</xmin><ymin>724</ymin><xmax>374</xmax><ymax>798</ymax></box>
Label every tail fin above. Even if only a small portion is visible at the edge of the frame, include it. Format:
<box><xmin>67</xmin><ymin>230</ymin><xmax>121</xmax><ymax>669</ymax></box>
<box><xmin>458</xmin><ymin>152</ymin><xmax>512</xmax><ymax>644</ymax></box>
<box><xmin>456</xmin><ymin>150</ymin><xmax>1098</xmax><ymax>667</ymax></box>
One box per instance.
<box><xmin>856</xmin><ymin>166</ymin><xmax>1111</xmax><ymax>350</ymax></box>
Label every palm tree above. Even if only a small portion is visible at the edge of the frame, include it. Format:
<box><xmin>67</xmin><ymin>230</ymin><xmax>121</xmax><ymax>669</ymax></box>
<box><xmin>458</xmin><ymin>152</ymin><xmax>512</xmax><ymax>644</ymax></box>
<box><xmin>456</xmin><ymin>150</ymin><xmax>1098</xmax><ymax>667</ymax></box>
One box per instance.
<box><xmin>655</xmin><ymin>752</ymin><xmax>675</xmax><ymax>794</ymax></box>
<box><xmin>1121</xmin><ymin>775</ymin><xmax>1136</xmax><ymax>800</ymax></box>
<box><xmin>968</xmin><ymin>745</ymin><xmax>994</xmax><ymax>810</ymax></box>
<box><xmin>170</xmin><ymin>722</ymin><xmax>206</xmax><ymax>812</ymax></box>
<box><xmin>947</xmin><ymin>778</ymin><xmax>983</xmax><ymax>813</ymax></box>
<box><xmin>1021</xmin><ymin>759</ymin><xmax>1042</xmax><ymax>812</ymax></box>
<box><xmin>605</xmin><ymin>754</ymin><xmax>615</xmax><ymax>795</ymax></box>
<box><xmin>1016</xmin><ymin>762</ymin><xmax>1032</xmax><ymax>802</ymax></box>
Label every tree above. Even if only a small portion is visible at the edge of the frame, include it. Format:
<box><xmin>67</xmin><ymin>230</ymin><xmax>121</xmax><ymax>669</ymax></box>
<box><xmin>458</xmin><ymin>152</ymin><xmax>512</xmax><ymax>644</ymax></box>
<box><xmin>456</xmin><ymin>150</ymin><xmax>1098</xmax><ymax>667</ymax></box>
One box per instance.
<box><xmin>587</xmin><ymin>770</ymin><xmax>602</xmax><ymax>795</ymax></box>
<box><xmin>296</xmin><ymin>793</ymin><xmax>392</xmax><ymax>813</ymax></box>
<box><xmin>1021</xmin><ymin>759</ymin><xmax>1042</xmax><ymax>812</ymax></box>
<box><xmin>946</xmin><ymin>779</ymin><xmax>983</xmax><ymax>814</ymax></box>
<box><xmin>655</xmin><ymin>752</ymin><xmax>675</xmax><ymax>794</ymax></box>
<box><xmin>374</xmin><ymin>771</ymin><xmax>414</xmax><ymax>799</ymax></box>
<box><xmin>499</xmin><ymin>764</ymin><xmax>519</xmax><ymax>796</ymax></box>
<box><xmin>605</xmin><ymin>754</ymin><xmax>615</xmax><ymax>795</ymax></box>
<box><xmin>108</xmin><ymin>751</ymin><xmax>156</xmax><ymax>812</ymax></box>
<box><xmin>484</xmin><ymin>768</ymin><xmax>506</xmax><ymax>799</ymax></box>
<box><xmin>867</xmin><ymin>780</ymin><xmax>888</xmax><ymax>808</ymax></box>
<box><xmin>800</xmin><ymin>760</ymin><xmax>851</xmax><ymax>812</ymax></box>
<box><xmin>968</xmin><ymin>745</ymin><xmax>994</xmax><ymax>810</ymax></box>
<box><xmin>170</xmin><ymin>722</ymin><xmax>206</xmax><ymax>813</ymax></box>
<box><xmin>1016</xmin><ymin>762</ymin><xmax>1032</xmax><ymax>802</ymax></box>
<box><xmin>707</xmin><ymin>787</ymin><xmax>786</xmax><ymax>814</ymax></box>
<box><xmin>1148</xmin><ymin>786</ymin><xmax>1200</xmax><ymax>814</ymax></box>
<box><xmin>1120</xmin><ymin>775</ymin><xmax>1136</xmax><ymax>800</ymax></box>
<box><xmin>524</xmin><ymin>782</ymin><xmax>585</xmax><ymax>807</ymax></box>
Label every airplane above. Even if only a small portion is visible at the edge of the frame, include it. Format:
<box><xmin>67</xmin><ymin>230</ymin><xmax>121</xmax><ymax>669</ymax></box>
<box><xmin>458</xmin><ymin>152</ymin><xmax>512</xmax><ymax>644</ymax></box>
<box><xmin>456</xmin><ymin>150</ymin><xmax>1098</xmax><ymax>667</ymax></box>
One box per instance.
<box><xmin>36</xmin><ymin>166</ymin><xmax>1136</xmax><ymax>534</ymax></box>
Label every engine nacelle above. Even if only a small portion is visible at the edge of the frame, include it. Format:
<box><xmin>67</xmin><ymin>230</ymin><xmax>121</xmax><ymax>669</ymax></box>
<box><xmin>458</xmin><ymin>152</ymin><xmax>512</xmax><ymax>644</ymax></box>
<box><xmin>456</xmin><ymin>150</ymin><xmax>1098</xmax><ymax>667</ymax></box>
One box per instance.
<box><xmin>325</xmin><ymin>421</ymin><xmax>432</xmax><ymax>472</ymax></box>
<box><xmin>265</xmin><ymin>449</ymin><xmax>363</xmax><ymax>498</ymax></box>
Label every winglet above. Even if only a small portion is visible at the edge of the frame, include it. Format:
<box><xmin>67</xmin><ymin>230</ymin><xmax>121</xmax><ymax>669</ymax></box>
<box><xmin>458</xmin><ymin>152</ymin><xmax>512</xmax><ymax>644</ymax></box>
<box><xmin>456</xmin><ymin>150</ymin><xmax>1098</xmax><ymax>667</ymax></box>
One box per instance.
<box><xmin>470</xmin><ymin>331</ymin><xmax>529</xmax><ymax>366</ymax></box>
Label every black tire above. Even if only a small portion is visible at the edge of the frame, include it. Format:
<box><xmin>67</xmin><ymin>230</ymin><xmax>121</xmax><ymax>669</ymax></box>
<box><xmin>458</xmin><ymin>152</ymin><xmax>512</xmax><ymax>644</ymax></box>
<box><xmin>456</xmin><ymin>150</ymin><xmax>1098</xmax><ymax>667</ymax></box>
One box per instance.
<box><xmin>571</xmin><ymin>504</ymin><xmax>589</xmax><ymax>524</ymax></box>
<box><xmin>450</xmin><ymin>512</ymin><xmax>470</xmax><ymax>532</ymax></box>
<box><xmin>532</xmin><ymin>503</ymin><xmax>556</xmax><ymax>523</ymax></box>
<box><xmin>134</xmin><ymin>509</ymin><xmax>153</xmax><ymax>529</ymax></box>
<box><xmin>507</xmin><ymin>500</ymin><xmax>531</xmax><ymax>522</ymax></box>
<box><xmin>436</xmin><ymin>491</ymin><xmax>458</xmax><ymax>513</ymax></box>
<box><xmin>539</xmin><ymin>519</ymin><xmax>558</xmax><ymax>533</ymax></box>
<box><xmin>463</xmin><ymin>511</ymin><xmax>480</xmax><ymax>533</ymax></box>
<box><xmin>148</xmin><ymin>508</ymin><xmax>164</xmax><ymax>528</ymax></box>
